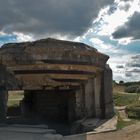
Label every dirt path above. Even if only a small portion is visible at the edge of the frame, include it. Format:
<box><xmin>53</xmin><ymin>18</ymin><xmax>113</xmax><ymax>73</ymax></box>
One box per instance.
<box><xmin>87</xmin><ymin>122</ymin><xmax>140</xmax><ymax>140</ymax></box>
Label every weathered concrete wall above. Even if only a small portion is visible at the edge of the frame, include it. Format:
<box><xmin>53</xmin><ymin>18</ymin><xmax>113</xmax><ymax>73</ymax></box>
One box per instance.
<box><xmin>94</xmin><ymin>74</ymin><xmax>101</xmax><ymax>117</ymax></box>
<box><xmin>85</xmin><ymin>78</ymin><xmax>95</xmax><ymax>117</ymax></box>
<box><xmin>75</xmin><ymin>86</ymin><xmax>85</xmax><ymax>120</ymax></box>
<box><xmin>0</xmin><ymin>90</ymin><xmax>8</xmax><ymax>123</ymax></box>
<box><xmin>0</xmin><ymin>38</ymin><xmax>109</xmax><ymax>69</ymax></box>
<box><xmin>0</xmin><ymin>38</ymin><xmax>114</xmax><ymax>129</ymax></box>
<box><xmin>0</xmin><ymin>65</ymin><xmax>8</xmax><ymax>123</ymax></box>
<box><xmin>101</xmin><ymin>65</ymin><xmax>114</xmax><ymax>118</ymax></box>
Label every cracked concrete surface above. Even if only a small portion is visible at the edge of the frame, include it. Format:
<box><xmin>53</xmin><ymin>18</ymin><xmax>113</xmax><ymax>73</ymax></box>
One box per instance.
<box><xmin>0</xmin><ymin>122</ymin><xmax>140</xmax><ymax>140</ymax></box>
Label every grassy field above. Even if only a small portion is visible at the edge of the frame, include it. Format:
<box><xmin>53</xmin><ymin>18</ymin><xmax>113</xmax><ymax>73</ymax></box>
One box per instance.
<box><xmin>113</xmin><ymin>84</ymin><xmax>140</xmax><ymax>129</ymax></box>
<box><xmin>113</xmin><ymin>84</ymin><xmax>125</xmax><ymax>93</ymax></box>
<box><xmin>113</xmin><ymin>83</ymin><xmax>140</xmax><ymax>106</ymax></box>
<box><xmin>113</xmin><ymin>92</ymin><xmax>139</xmax><ymax>106</ymax></box>
<box><xmin>7</xmin><ymin>91</ymin><xmax>24</xmax><ymax>107</ymax></box>
<box><xmin>116</xmin><ymin>114</ymin><xmax>137</xmax><ymax>129</ymax></box>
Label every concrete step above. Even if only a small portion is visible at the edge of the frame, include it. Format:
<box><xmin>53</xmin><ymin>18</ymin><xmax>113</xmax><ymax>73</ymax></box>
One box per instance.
<box><xmin>44</xmin><ymin>134</ymin><xmax>64</xmax><ymax>140</ymax></box>
<box><xmin>0</xmin><ymin>125</ymin><xmax>56</xmax><ymax>134</ymax></box>
<box><xmin>10</xmin><ymin>124</ymin><xmax>48</xmax><ymax>129</ymax></box>
<box><xmin>94</xmin><ymin>116</ymin><xmax>117</xmax><ymax>133</ymax></box>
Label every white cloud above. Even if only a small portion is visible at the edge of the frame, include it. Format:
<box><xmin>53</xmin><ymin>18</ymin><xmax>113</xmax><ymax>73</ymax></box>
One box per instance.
<box><xmin>74</xmin><ymin>0</ymin><xmax>140</xmax><ymax>82</ymax></box>
<box><xmin>91</xmin><ymin>0</ymin><xmax>140</xmax><ymax>44</ymax></box>
<box><xmin>75</xmin><ymin>0</ymin><xmax>140</xmax><ymax>46</ymax></box>
<box><xmin>47</xmin><ymin>33</ymin><xmax>71</xmax><ymax>41</ymax></box>
<box><xmin>0</xmin><ymin>31</ymin><xmax>6</xmax><ymax>36</ymax></box>
<box><xmin>98</xmin><ymin>9</ymin><xmax>129</xmax><ymax>36</ymax></box>
<box><xmin>13</xmin><ymin>32</ymin><xmax>34</xmax><ymax>42</ymax></box>
<box><xmin>89</xmin><ymin>38</ymin><xmax>103</xmax><ymax>44</ymax></box>
<box><xmin>89</xmin><ymin>38</ymin><xmax>110</xmax><ymax>50</ymax></box>
<box><xmin>89</xmin><ymin>37</ymin><xmax>120</xmax><ymax>53</ymax></box>
<box><xmin>118</xmin><ymin>37</ymin><xmax>133</xmax><ymax>45</ymax></box>
<box><xmin>108</xmin><ymin>53</ymin><xmax>140</xmax><ymax>82</ymax></box>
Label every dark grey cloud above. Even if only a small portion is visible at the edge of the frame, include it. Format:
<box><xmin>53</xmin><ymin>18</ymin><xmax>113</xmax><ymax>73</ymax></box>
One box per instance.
<box><xmin>0</xmin><ymin>0</ymin><xmax>114</xmax><ymax>38</ymax></box>
<box><xmin>124</xmin><ymin>55</ymin><xmax>140</xmax><ymax>79</ymax></box>
<box><xmin>131</xmin><ymin>55</ymin><xmax>140</xmax><ymax>59</ymax></box>
<box><xmin>116</xmin><ymin>65</ymin><xmax>124</xmax><ymax>68</ymax></box>
<box><xmin>131</xmin><ymin>64</ymin><xmax>140</xmax><ymax>67</ymax></box>
<box><xmin>126</xmin><ymin>55</ymin><xmax>140</xmax><ymax>68</ymax></box>
<box><xmin>119</xmin><ymin>3</ymin><xmax>131</xmax><ymax>11</ymax></box>
<box><xmin>114</xmin><ymin>55</ymin><xmax>140</xmax><ymax>80</ymax></box>
<box><xmin>118</xmin><ymin>0</ymin><xmax>131</xmax><ymax>11</ymax></box>
<box><xmin>125</xmin><ymin>68</ymin><xmax>140</xmax><ymax>78</ymax></box>
<box><xmin>131</xmin><ymin>69</ymin><xmax>140</xmax><ymax>73</ymax></box>
<box><xmin>125</xmin><ymin>72</ymin><xmax>132</xmax><ymax>77</ymax></box>
<box><xmin>112</xmin><ymin>12</ymin><xmax>140</xmax><ymax>40</ymax></box>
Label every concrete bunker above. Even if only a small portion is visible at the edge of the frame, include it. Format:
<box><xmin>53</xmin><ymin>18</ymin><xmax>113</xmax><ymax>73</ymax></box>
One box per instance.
<box><xmin>0</xmin><ymin>38</ymin><xmax>114</xmax><ymax>134</ymax></box>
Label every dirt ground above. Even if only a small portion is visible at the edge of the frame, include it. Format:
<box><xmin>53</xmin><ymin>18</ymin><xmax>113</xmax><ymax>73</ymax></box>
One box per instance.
<box><xmin>88</xmin><ymin>122</ymin><xmax>140</xmax><ymax>140</ymax></box>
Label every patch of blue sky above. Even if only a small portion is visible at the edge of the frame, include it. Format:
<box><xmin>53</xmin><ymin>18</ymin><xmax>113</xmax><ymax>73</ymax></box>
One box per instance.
<box><xmin>121</xmin><ymin>41</ymin><xmax>140</xmax><ymax>54</ymax></box>
<box><xmin>0</xmin><ymin>35</ymin><xmax>17</xmax><ymax>47</ymax></box>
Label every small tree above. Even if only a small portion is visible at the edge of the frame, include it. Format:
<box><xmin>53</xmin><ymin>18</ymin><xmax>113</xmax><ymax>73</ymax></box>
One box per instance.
<box><xmin>119</xmin><ymin>80</ymin><xmax>124</xmax><ymax>84</ymax></box>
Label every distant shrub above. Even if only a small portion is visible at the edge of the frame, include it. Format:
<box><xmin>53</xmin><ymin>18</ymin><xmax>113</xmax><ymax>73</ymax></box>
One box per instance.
<box><xmin>123</xmin><ymin>81</ymin><xmax>140</xmax><ymax>87</ymax></box>
<box><xmin>136</xmin><ymin>87</ymin><xmax>140</xmax><ymax>93</ymax></box>
<box><xmin>119</xmin><ymin>80</ymin><xmax>124</xmax><ymax>84</ymax></box>
<box><xmin>125</xmin><ymin>85</ymin><xmax>140</xmax><ymax>93</ymax></box>
<box><xmin>126</xmin><ymin>102</ymin><xmax>140</xmax><ymax>119</ymax></box>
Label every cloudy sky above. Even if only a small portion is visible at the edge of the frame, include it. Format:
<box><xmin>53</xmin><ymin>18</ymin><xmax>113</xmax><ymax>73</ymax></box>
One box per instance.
<box><xmin>0</xmin><ymin>0</ymin><xmax>140</xmax><ymax>82</ymax></box>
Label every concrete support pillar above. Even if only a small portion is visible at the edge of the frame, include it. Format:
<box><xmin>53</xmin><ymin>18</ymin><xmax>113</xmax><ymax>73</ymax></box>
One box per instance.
<box><xmin>0</xmin><ymin>90</ymin><xmax>8</xmax><ymax>124</ymax></box>
<box><xmin>85</xmin><ymin>78</ymin><xmax>95</xmax><ymax>117</ymax></box>
<box><xmin>0</xmin><ymin>65</ymin><xmax>8</xmax><ymax>123</ymax></box>
<box><xmin>68</xmin><ymin>92</ymin><xmax>77</xmax><ymax>122</ymax></box>
<box><xmin>75</xmin><ymin>86</ymin><xmax>85</xmax><ymax>119</ymax></box>
<box><xmin>94</xmin><ymin>74</ymin><xmax>101</xmax><ymax>117</ymax></box>
<box><xmin>101</xmin><ymin>65</ymin><xmax>114</xmax><ymax>118</ymax></box>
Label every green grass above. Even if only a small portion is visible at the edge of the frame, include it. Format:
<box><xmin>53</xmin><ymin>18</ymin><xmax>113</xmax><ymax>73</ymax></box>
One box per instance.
<box><xmin>8</xmin><ymin>91</ymin><xmax>24</xmax><ymax>100</ymax></box>
<box><xmin>7</xmin><ymin>91</ymin><xmax>24</xmax><ymax>107</ymax></box>
<box><xmin>117</xmin><ymin>119</ymin><xmax>135</xmax><ymax>129</ymax></box>
<box><xmin>7</xmin><ymin>100</ymin><xmax>20</xmax><ymax>107</ymax></box>
<box><xmin>113</xmin><ymin>85</ymin><xmax>125</xmax><ymax>93</ymax></box>
<box><xmin>117</xmin><ymin>118</ymin><xmax>137</xmax><ymax>129</ymax></box>
<box><xmin>115</xmin><ymin>109</ymin><xmax>139</xmax><ymax>129</ymax></box>
<box><xmin>113</xmin><ymin>92</ymin><xmax>139</xmax><ymax>106</ymax></box>
<box><xmin>114</xmin><ymin>91</ymin><xmax>140</xmax><ymax>129</ymax></box>
<box><xmin>126</xmin><ymin>102</ymin><xmax>140</xmax><ymax>119</ymax></box>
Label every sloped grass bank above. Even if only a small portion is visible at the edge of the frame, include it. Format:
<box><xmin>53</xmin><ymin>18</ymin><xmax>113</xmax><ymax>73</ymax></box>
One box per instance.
<box><xmin>114</xmin><ymin>92</ymin><xmax>140</xmax><ymax>129</ymax></box>
<box><xmin>126</xmin><ymin>102</ymin><xmax>140</xmax><ymax>119</ymax></box>
<box><xmin>113</xmin><ymin>92</ymin><xmax>139</xmax><ymax>106</ymax></box>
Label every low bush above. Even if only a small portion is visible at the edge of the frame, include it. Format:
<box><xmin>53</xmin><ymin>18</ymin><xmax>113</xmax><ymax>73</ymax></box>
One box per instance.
<box><xmin>124</xmin><ymin>85</ymin><xmax>140</xmax><ymax>93</ymax></box>
<box><xmin>136</xmin><ymin>87</ymin><xmax>140</xmax><ymax>93</ymax></box>
<box><xmin>126</xmin><ymin>102</ymin><xmax>140</xmax><ymax>119</ymax></box>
